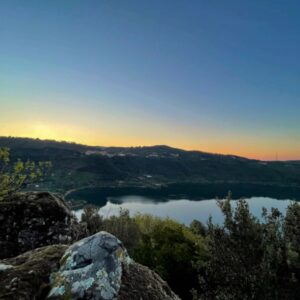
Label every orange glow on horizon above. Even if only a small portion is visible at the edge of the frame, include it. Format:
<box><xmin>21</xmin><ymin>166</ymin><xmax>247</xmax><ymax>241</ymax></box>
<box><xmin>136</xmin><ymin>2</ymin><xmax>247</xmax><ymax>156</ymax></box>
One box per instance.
<box><xmin>0</xmin><ymin>132</ymin><xmax>298</xmax><ymax>161</ymax></box>
<box><xmin>0</xmin><ymin>121</ymin><xmax>298</xmax><ymax>161</ymax></box>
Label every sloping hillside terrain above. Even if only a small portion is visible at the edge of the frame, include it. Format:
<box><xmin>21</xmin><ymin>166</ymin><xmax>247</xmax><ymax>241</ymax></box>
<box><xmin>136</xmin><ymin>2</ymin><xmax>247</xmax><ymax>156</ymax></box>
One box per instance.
<box><xmin>1</xmin><ymin>137</ymin><xmax>300</xmax><ymax>198</ymax></box>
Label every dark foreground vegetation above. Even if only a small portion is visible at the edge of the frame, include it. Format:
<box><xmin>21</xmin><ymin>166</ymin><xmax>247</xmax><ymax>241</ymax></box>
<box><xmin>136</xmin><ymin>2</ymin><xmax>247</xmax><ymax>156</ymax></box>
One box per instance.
<box><xmin>81</xmin><ymin>196</ymin><xmax>300</xmax><ymax>300</ymax></box>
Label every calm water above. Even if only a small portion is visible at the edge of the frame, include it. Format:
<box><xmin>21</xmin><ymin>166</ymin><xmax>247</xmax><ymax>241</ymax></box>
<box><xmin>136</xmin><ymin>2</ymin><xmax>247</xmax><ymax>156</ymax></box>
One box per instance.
<box><xmin>75</xmin><ymin>195</ymin><xmax>293</xmax><ymax>225</ymax></box>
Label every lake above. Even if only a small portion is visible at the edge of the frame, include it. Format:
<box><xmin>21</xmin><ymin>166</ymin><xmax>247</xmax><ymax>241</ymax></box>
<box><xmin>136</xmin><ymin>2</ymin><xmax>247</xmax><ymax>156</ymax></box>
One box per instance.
<box><xmin>74</xmin><ymin>195</ymin><xmax>293</xmax><ymax>225</ymax></box>
<box><xmin>68</xmin><ymin>183</ymin><xmax>300</xmax><ymax>224</ymax></box>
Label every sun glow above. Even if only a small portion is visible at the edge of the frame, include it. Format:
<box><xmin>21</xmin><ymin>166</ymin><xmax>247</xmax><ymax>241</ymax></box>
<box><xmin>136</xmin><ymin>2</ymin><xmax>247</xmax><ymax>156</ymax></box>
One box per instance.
<box><xmin>0</xmin><ymin>118</ymin><xmax>299</xmax><ymax>161</ymax></box>
<box><xmin>0</xmin><ymin>121</ymin><xmax>90</xmax><ymax>144</ymax></box>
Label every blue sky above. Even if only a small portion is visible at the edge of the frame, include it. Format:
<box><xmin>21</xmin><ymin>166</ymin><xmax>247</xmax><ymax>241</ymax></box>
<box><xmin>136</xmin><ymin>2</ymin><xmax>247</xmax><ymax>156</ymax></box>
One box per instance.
<box><xmin>1</xmin><ymin>0</ymin><xmax>300</xmax><ymax>159</ymax></box>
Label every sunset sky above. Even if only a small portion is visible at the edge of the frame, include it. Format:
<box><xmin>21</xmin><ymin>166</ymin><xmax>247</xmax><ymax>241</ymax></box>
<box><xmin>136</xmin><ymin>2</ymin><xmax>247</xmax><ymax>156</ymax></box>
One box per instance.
<box><xmin>1</xmin><ymin>1</ymin><xmax>300</xmax><ymax>160</ymax></box>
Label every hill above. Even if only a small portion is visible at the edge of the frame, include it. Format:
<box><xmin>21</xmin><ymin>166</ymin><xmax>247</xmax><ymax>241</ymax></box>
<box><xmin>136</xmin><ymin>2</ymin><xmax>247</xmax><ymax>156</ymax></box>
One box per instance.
<box><xmin>1</xmin><ymin>137</ymin><xmax>300</xmax><ymax>197</ymax></box>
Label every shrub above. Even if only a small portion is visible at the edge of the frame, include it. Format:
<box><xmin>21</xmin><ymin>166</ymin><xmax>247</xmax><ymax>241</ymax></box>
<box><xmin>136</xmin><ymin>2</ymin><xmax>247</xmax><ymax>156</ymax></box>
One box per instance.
<box><xmin>81</xmin><ymin>205</ymin><xmax>103</xmax><ymax>235</ymax></box>
<box><xmin>0</xmin><ymin>147</ymin><xmax>51</xmax><ymax>201</ymax></box>
<box><xmin>133</xmin><ymin>214</ymin><xmax>208</xmax><ymax>300</ymax></box>
<box><xmin>102</xmin><ymin>208</ymin><xmax>141</xmax><ymax>255</ymax></box>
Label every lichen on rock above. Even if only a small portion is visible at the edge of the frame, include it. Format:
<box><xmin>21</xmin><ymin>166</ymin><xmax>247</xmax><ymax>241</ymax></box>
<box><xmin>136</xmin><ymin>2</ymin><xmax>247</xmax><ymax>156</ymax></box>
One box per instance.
<box><xmin>0</xmin><ymin>263</ymin><xmax>14</xmax><ymax>271</ymax></box>
<box><xmin>0</xmin><ymin>245</ymin><xmax>68</xmax><ymax>300</ymax></box>
<box><xmin>48</xmin><ymin>231</ymin><xmax>130</xmax><ymax>300</ymax></box>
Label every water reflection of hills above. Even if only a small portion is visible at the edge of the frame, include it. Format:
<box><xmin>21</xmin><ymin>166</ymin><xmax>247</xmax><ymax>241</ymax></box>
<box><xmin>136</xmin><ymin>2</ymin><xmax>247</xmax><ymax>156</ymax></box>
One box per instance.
<box><xmin>75</xmin><ymin>197</ymin><xmax>293</xmax><ymax>225</ymax></box>
<box><xmin>67</xmin><ymin>182</ymin><xmax>300</xmax><ymax>208</ymax></box>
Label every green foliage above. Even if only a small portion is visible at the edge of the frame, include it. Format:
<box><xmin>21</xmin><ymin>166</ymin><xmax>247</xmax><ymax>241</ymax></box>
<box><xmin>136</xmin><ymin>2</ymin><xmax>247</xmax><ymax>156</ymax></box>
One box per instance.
<box><xmin>0</xmin><ymin>147</ymin><xmax>51</xmax><ymax>201</ymax></box>
<box><xmin>284</xmin><ymin>202</ymin><xmax>300</xmax><ymax>287</ymax></box>
<box><xmin>102</xmin><ymin>208</ymin><xmax>141</xmax><ymax>254</ymax></box>
<box><xmin>133</xmin><ymin>214</ymin><xmax>208</xmax><ymax>300</ymax></box>
<box><xmin>80</xmin><ymin>207</ymin><xmax>140</xmax><ymax>254</ymax></box>
<box><xmin>78</xmin><ymin>195</ymin><xmax>300</xmax><ymax>300</ymax></box>
<box><xmin>3</xmin><ymin>137</ymin><xmax>300</xmax><ymax>197</ymax></box>
<box><xmin>81</xmin><ymin>205</ymin><xmax>103</xmax><ymax>235</ymax></box>
<box><xmin>284</xmin><ymin>202</ymin><xmax>300</xmax><ymax>258</ymax></box>
<box><xmin>194</xmin><ymin>194</ymin><xmax>300</xmax><ymax>300</ymax></box>
<box><xmin>190</xmin><ymin>219</ymin><xmax>207</xmax><ymax>236</ymax></box>
<box><xmin>78</xmin><ymin>209</ymin><xmax>207</xmax><ymax>299</ymax></box>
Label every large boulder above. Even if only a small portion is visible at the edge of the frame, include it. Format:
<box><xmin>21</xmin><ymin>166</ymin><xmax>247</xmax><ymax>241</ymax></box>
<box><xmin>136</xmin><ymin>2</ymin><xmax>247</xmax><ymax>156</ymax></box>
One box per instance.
<box><xmin>0</xmin><ymin>245</ymin><xmax>68</xmax><ymax>300</ymax></box>
<box><xmin>0</xmin><ymin>199</ymin><xmax>180</xmax><ymax>300</ymax></box>
<box><xmin>48</xmin><ymin>231</ymin><xmax>180</xmax><ymax>300</ymax></box>
<box><xmin>0</xmin><ymin>192</ymin><xmax>78</xmax><ymax>259</ymax></box>
<box><xmin>47</xmin><ymin>231</ymin><xmax>129</xmax><ymax>300</ymax></box>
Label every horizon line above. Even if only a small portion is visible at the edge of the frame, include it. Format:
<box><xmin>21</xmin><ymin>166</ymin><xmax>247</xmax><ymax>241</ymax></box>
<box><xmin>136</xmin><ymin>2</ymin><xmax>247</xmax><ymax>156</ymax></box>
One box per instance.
<box><xmin>0</xmin><ymin>135</ymin><xmax>297</xmax><ymax>163</ymax></box>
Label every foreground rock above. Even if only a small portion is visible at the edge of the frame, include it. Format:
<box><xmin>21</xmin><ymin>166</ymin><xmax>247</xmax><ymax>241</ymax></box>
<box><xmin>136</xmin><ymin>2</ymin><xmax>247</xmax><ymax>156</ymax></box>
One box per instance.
<box><xmin>0</xmin><ymin>232</ymin><xmax>180</xmax><ymax>299</ymax></box>
<box><xmin>0</xmin><ymin>245</ymin><xmax>68</xmax><ymax>300</ymax></box>
<box><xmin>119</xmin><ymin>261</ymin><xmax>181</xmax><ymax>300</ymax></box>
<box><xmin>0</xmin><ymin>192</ymin><xmax>78</xmax><ymax>259</ymax></box>
<box><xmin>48</xmin><ymin>231</ymin><xmax>180</xmax><ymax>300</ymax></box>
<box><xmin>48</xmin><ymin>232</ymin><xmax>129</xmax><ymax>299</ymax></box>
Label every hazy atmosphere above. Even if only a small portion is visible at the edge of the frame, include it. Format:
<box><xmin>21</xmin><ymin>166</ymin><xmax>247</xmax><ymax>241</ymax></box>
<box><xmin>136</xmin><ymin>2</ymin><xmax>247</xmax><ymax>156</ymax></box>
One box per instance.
<box><xmin>1</xmin><ymin>1</ymin><xmax>300</xmax><ymax>160</ymax></box>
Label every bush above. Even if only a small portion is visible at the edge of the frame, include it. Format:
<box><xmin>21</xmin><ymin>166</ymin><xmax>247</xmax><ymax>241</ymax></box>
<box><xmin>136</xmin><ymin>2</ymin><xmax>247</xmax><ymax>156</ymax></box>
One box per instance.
<box><xmin>81</xmin><ymin>205</ymin><xmax>103</xmax><ymax>235</ymax></box>
<box><xmin>0</xmin><ymin>147</ymin><xmax>51</xmax><ymax>201</ymax></box>
<box><xmin>133</xmin><ymin>214</ymin><xmax>208</xmax><ymax>300</ymax></box>
<box><xmin>102</xmin><ymin>208</ymin><xmax>141</xmax><ymax>254</ymax></box>
<box><xmin>190</xmin><ymin>219</ymin><xmax>207</xmax><ymax>236</ymax></box>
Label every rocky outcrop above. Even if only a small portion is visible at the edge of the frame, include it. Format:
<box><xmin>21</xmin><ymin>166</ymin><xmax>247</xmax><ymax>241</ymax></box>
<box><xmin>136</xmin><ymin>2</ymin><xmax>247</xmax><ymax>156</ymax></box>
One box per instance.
<box><xmin>0</xmin><ymin>232</ymin><xmax>180</xmax><ymax>300</ymax></box>
<box><xmin>48</xmin><ymin>232</ymin><xmax>130</xmax><ymax>300</ymax></box>
<box><xmin>0</xmin><ymin>192</ymin><xmax>78</xmax><ymax>259</ymax></box>
<box><xmin>0</xmin><ymin>245</ymin><xmax>68</xmax><ymax>300</ymax></box>
<box><xmin>119</xmin><ymin>262</ymin><xmax>180</xmax><ymax>300</ymax></box>
<box><xmin>0</xmin><ymin>192</ymin><xmax>180</xmax><ymax>300</ymax></box>
<box><xmin>47</xmin><ymin>231</ymin><xmax>180</xmax><ymax>300</ymax></box>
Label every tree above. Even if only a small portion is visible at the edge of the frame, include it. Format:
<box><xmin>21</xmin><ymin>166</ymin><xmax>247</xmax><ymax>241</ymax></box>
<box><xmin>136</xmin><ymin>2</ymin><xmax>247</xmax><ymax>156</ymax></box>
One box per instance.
<box><xmin>283</xmin><ymin>202</ymin><xmax>300</xmax><ymax>296</ymax></box>
<box><xmin>195</xmin><ymin>194</ymin><xmax>293</xmax><ymax>300</ymax></box>
<box><xmin>190</xmin><ymin>219</ymin><xmax>207</xmax><ymax>236</ymax></box>
<box><xmin>102</xmin><ymin>208</ymin><xmax>140</xmax><ymax>254</ymax></box>
<box><xmin>0</xmin><ymin>147</ymin><xmax>51</xmax><ymax>201</ymax></box>
<box><xmin>81</xmin><ymin>205</ymin><xmax>103</xmax><ymax>235</ymax></box>
<box><xmin>134</xmin><ymin>214</ymin><xmax>207</xmax><ymax>300</ymax></box>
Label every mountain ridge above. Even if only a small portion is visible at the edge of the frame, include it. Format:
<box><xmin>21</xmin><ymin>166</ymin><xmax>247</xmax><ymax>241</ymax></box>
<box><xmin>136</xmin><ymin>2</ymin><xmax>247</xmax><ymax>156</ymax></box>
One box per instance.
<box><xmin>1</xmin><ymin>136</ymin><xmax>300</xmax><ymax>197</ymax></box>
<box><xmin>0</xmin><ymin>136</ymin><xmax>258</xmax><ymax>161</ymax></box>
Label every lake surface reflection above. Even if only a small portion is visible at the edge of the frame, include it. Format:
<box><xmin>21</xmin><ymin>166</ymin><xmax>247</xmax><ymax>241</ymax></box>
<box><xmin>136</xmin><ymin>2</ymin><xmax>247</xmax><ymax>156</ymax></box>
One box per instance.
<box><xmin>75</xmin><ymin>195</ymin><xmax>293</xmax><ymax>225</ymax></box>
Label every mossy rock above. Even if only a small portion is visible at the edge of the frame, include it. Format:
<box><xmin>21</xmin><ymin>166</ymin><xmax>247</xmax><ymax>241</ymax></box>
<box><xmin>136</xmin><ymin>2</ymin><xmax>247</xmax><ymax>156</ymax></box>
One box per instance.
<box><xmin>0</xmin><ymin>192</ymin><xmax>78</xmax><ymax>259</ymax></box>
<box><xmin>0</xmin><ymin>245</ymin><xmax>67</xmax><ymax>300</ymax></box>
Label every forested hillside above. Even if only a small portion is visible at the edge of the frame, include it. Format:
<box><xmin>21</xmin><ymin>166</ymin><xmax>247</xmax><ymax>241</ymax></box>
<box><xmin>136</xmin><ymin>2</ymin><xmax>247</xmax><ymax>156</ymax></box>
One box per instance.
<box><xmin>1</xmin><ymin>137</ymin><xmax>300</xmax><ymax>196</ymax></box>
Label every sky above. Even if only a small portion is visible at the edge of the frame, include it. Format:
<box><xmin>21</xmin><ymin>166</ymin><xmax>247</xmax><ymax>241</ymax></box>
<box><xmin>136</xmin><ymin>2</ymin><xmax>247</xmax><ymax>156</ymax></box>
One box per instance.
<box><xmin>1</xmin><ymin>0</ymin><xmax>300</xmax><ymax>160</ymax></box>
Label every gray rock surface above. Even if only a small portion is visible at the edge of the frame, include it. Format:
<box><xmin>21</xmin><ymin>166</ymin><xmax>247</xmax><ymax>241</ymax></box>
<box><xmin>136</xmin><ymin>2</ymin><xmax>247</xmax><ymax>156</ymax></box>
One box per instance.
<box><xmin>0</xmin><ymin>192</ymin><xmax>78</xmax><ymax>259</ymax></box>
<box><xmin>0</xmin><ymin>231</ymin><xmax>180</xmax><ymax>300</ymax></box>
<box><xmin>0</xmin><ymin>245</ymin><xmax>68</xmax><ymax>300</ymax></box>
<box><xmin>119</xmin><ymin>261</ymin><xmax>181</xmax><ymax>300</ymax></box>
<box><xmin>48</xmin><ymin>232</ymin><xmax>130</xmax><ymax>300</ymax></box>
